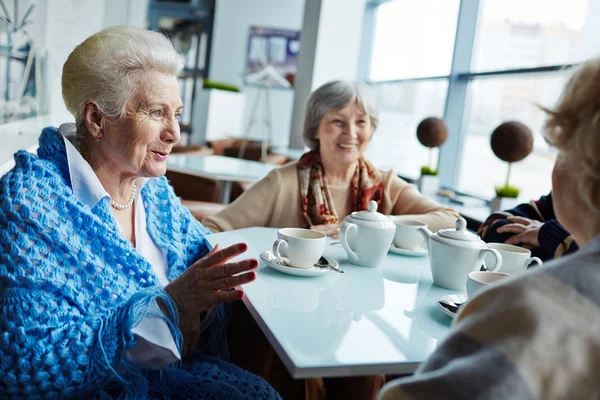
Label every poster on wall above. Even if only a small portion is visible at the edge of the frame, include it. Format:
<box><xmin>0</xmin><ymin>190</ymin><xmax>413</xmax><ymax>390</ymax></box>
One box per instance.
<box><xmin>245</xmin><ymin>26</ymin><xmax>300</xmax><ymax>88</ymax></box>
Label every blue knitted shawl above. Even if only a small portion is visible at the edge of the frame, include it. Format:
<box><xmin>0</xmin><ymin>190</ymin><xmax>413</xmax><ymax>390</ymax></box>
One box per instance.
<box><xmin>0</xmin><ymin>128</ymin><xmax>280</xmax><ymax>400</ymax></box>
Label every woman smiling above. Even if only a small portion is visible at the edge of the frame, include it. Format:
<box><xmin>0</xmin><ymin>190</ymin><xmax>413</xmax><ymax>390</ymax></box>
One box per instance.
<box><xmin>203</xmin><ymin>80</ymin><xmax>459</xmax><ymax>237</ymax></box>
<box><xmin>0</xmin><ymin>26</ymin><xmax>279</xmax><ymax>399</ymax></box>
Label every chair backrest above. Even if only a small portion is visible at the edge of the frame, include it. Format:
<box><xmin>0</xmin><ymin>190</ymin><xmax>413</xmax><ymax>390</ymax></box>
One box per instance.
<box><xmin>165</xmin><ymin>171</ymin><xmax>219</xmax><ymax>203</ymax></box>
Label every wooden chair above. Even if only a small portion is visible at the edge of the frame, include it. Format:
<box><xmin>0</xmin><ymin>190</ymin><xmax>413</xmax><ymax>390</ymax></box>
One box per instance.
<box><xmin>180</xmin><ymin>199</ymin><xmax>226</xmax><ymax>221</ymax></box>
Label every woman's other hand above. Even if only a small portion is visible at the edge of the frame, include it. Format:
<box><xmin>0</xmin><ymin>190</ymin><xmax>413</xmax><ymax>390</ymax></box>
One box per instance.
<box><xmin>496</xmin><ymin>216</ymin><xmax>543</xmax><ymax>248</ymax></box>
<box><xmin>310</xmin><ymin>222</ymin><xmax>342</xmax><ymax>238</ymax></box>
<box><xmin>164</xmin><ymin>243</ymin><xmax>257</xmax><ymax>357</ymax></box>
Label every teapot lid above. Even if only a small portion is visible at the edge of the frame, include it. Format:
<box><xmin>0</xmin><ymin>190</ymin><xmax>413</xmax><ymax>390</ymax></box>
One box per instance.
<box><xmin>437</xmin><ymin>218</ymin><xmax>480</xmax><ymax>242</ymax></box>
<box><xmin>351</xmin><ymin>200</ymin><xmax>389</xmax><ymax>222</ymax></box>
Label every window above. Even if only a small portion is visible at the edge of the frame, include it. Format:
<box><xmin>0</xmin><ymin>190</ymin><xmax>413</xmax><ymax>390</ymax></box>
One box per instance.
<box><xmin>365</xmin><ymin>0</ymin><xmax>459</xmax><ymax>179</ymax></box>
<box><xmin>472</xmin><ymin>0</ymin><xmax>598</xmax><ymax>72</ymax></box>
<box><xmin>366</xmin><ymin>80</ymin><xmax>448</xmax><ymax>178</ymax></box>
<box><xmin>369</xmin><ymin>0</ymin><xmax>460</xmax><ymax>81</ymax></box>
<box><xmin>363</xmin><ymin>0</ymin><xmax>599</xmax><ymax>202</ymax></box>
<box><xmin>457</xmin><ymin>72</ymin><xmax>570</xmax><ymax>200</ymax></box>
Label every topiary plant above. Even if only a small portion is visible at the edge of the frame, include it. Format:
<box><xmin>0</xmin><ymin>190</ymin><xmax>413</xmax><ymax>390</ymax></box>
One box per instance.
<box><xmin>490</xmin><ymin>121</ymin><xmax>533</xmax><ymax>198</ymax></box>
<box><xmin>416</xmin><ymin>117</ymin><xmax>448</xmax><ymax>176</ymax></box>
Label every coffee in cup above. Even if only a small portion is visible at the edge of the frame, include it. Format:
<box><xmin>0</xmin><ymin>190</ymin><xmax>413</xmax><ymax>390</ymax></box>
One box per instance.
<box><xmin>272</xmin><ymin>228</ymin><xmax>326</xmax><ymax>269</ymax></box>
<box><xmin>466</xmin><ymin>271</ymin><xmax>510</xmax><ymax>299</ymax></box>
<box><xmin>393</xmin><ymin>220</ymin><xmax>427</xmax><ymax>250</ymax></box>
<box><xmin>485</xmin><ymin>243</ymin><xmax>543</xmax><ymax>275</ymax></box>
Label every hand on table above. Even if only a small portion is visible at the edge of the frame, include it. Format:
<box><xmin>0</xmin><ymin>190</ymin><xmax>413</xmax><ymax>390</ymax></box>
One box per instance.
<box><xmin>163</xmin><ymin>243</ymin><xmax>257</xmax><ymax>357</ymax></box>
<box><xmin>310</xmin><ymin>222</ymin><xmax>342</xmax><ymax>239</ymax></box>
<box><xmin>496</xmin><ymin>216</ymin><xmax>543</xmax><ymax>249</ymax></box>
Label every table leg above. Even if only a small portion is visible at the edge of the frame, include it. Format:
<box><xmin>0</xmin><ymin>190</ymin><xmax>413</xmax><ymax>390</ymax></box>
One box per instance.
<box><xmin>217</xmin><ymin>181</ymin><xmax>232</xmax><ymax>204</ymax></box>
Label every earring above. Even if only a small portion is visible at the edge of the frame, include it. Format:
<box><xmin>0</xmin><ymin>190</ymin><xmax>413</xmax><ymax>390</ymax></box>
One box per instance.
<box><xmin>95</xmin><ymin>136</ymin><xmax>101</xmax><ymax>142</ymax></box>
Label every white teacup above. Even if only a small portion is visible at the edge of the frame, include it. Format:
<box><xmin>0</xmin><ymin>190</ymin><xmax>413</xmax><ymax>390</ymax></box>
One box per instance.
<box><xmin>466</xmin><ymin>271</ymin><xmax>510</xmax><ymax>299</ymax></box>
<box><xmin>272</xmin><ymin>228</ymin><xmax>326</xmax><ymax>269</ymax></box>
<box><xmin>393</xmin><ymin>220</ymin><xmax>427</xmax><ymax>250</ymax></box>
<box><xmin>485</xmin><ymin>243</ymin><xmax>543</xmax><ymax>275</ymax></box>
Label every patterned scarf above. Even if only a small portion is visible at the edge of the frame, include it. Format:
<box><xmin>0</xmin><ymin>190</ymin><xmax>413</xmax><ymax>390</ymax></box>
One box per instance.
<box><xmin>297</xmin><ymin>150</ymin><xmax>383</xmax><ymax>227</ymax></box>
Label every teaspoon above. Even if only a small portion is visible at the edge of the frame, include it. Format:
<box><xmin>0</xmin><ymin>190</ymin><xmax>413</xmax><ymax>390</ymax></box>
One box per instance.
<box><xmin>314</xmin><ymin>256</ymin><xmax>344</xmax><ymax>273</ymax></box>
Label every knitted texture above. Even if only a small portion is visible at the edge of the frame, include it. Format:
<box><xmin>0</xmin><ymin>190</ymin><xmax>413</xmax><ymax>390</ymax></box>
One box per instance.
<box><xmin>0</xmin><ymin>127</ymin><xmax>281</xmax><ymax>400</ymax></box>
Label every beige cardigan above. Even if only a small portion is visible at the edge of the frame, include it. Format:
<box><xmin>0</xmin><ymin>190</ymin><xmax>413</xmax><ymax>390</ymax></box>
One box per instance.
<box><xmin>203</xmin><ymin>162</ymin><xmax>459</xmax><ymax>233</ymax></box>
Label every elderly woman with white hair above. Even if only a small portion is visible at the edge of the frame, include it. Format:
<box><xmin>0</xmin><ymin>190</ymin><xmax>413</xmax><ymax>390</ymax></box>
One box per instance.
<box><xmin>0</xmin><ymin>26</ymin><xmax>280</xmax><ymax>399</ymax></box>
<box><xmin>203</xmin><ymin>80</ymin><xmax>459</xmax><ymax>400</ymax></box>
<box><xmin>378</xmin><ymin>57</ymin><xmax>600</xmax><ymax>400</ymax></box>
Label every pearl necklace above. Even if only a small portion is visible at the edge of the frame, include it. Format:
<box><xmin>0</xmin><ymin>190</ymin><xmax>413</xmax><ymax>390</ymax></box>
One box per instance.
<box><xmin>110</xmin><ymin>184</ymin><xmax>137</xmax><ymax>210</ymax></box>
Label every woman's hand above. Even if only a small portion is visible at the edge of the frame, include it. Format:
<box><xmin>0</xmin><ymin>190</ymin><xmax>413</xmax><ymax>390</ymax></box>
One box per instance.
<box><xmin>310</xmin><ymin>222</ymin><xmax>342</xmax><ymax>238</ymax></box>
<box><xmin>496</xmin><ymin>216</ymin><xmax>543</xmax><ymax>248</ymax></box>
<box><xmin>163</xmin><ymin>243</ymin><xmax>257</xmax><ymax>357</ymax></box>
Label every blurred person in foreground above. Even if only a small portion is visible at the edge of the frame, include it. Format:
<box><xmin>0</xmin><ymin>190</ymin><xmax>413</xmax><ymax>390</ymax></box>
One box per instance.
<box><xmin>378</xmin><ymin>56</ymin><xmax>600</xmax><ymax>400</ymax></box>
<box><xmin>0</xmin><ymin>26</ymin><xmax>280</xmax><ymax>399</ymax></box>
<box><xmin>203</xmin><ymin>80</ymin><xmax>460</xmax><ymax>400</ymax></box>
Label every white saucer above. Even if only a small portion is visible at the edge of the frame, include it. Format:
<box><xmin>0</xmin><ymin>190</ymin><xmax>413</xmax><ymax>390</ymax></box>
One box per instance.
<box><xmin>259</xmin><ymin>251</ymin><xmax>337</xmax><ymax>277</ymax></box>
<box><xmin>388</xmin><ymin>244</ymin><xmax>428</xmax><ymax>257</ymax></box>
<box><xmin>437</xmin><ymin>294</ymin><xmax>468</xmax><ymax>318</ymax></box>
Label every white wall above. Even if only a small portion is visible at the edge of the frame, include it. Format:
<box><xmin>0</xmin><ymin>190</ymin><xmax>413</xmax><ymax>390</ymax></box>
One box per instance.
<box><xmin>289</xmin><ymin>0</ymin><xmax>366</xmax><ymax>148</ymax></box>
<box><xmin>30</xmin><ymin>0</ymin><xmax>148</xmax><ymax>123</ymax></box>
<box><xmin>209</xmin><ymin>0</ymin><xmax>305</xmax><ymax>147</ymax></box>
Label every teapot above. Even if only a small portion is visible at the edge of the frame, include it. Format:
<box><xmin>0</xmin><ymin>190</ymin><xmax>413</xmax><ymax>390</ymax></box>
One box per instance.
<box><xmin>340</xmin><ymin>200</ymin><xmax>395</xmax><ymax>267</ymax></box>
<box><xmin>417</xmin><ymin>218</ymin><xmax>503</xmax><ymax>290</ymax></box>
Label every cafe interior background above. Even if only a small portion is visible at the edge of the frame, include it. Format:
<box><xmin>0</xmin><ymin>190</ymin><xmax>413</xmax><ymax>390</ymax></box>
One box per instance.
<box><xmin>1</xmin><ymin>0</ymin><xmax>599</xmax><ymax>226</ymax></box>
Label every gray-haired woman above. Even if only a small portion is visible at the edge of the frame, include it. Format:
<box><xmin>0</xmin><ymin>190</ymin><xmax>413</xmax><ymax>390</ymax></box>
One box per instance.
<box><xmin>0</xmin><ymin>26</ymin><xmax>280</xmax><ymax>399</ymax></box>
<box><xmin>203</xmin><ymin>80</ymin><xmax>459</xmax><ymax>400</ymax></box>
<box><xmin>203</xmin><ymin>80</ymin><xmax>458</xmax><ymax>236</ymax></box>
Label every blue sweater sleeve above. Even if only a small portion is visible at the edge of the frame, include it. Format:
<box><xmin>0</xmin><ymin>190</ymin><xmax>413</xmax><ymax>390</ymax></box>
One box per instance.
<box><xmin>0</xmin><ymin>286</ymin><xmax>178</xmax><ymax>398</ymax></box>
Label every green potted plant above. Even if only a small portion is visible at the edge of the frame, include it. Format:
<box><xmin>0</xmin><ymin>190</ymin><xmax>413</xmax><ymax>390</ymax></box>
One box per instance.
<box><xmin>194</xmin><ymin>79</ymin><xmax>245</xmax><ymax>143</ymax></box>
<box><xmin>489</xmin><ymin>121</ymin><xmax>533</xmax><ymax>211</ymax></box>
<box><xmin>416</xmin><ymin>117</ymin><xmax>448</xmax><ymax>194</ymax></box>
<box><xmin>202</xmin><ymin>79</ymin><xmax>241</xmax><ymax>93</ymax></box>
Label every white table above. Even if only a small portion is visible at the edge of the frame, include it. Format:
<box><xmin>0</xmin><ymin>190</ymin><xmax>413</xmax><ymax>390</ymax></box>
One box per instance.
<box><xmin>207</xmin><ymin>227</ymin><xmax>461</xmax><ymax>378</ymax></box>
<box><xmin>167</xmin><ymin>154</ymin><xmax>276</xmax><ymax>203</ymax></box>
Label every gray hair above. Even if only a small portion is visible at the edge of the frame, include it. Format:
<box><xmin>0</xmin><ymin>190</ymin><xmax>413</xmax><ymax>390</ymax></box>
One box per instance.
<box><xmin>62</xmin><ymin>26</ymin><xmax>184</xmax><ymax>146</ymax></box>
<box><xmin>303</xmin><ymin>80</ymin><xmax>379</xmax><ymax>150</ymax></box>
<box><xmin>543</xmin><ymin>57</ymin><xmax>600</xmax><ymax>218</ymax></box>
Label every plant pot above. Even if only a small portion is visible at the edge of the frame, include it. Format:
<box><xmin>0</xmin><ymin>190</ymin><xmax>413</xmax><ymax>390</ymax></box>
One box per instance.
<box><xmin>490</xmin><ymin>196</ymin><xmax>518</xmax><ymax>213</ymax></box>
<box><xmin>418</xmin><ymin>175</ymin><xmax>439</xmax><ymax>195</ymax></box>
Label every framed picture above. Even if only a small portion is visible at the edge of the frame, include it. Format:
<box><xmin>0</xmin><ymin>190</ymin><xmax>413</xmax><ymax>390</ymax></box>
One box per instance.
<box><xmin>245</xmin><ymin>26</ymin><xmax>300</xmax><ymax>88</ymax></box>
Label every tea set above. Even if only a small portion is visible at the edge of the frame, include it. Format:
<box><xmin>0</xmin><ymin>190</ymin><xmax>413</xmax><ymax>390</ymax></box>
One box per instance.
<box><xmin>261</xmin><ymin>200</ymin><xmax>542</xmax><ymax>317</ymax></box>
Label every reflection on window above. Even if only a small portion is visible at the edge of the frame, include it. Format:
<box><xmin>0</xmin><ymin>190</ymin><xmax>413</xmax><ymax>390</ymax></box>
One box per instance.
<box><xmin>369</xmin><ymin>0</ymin><xmax>460</xmax><ymax>81</ymax></box>
<box><xmin>457</xmin><ymin>72</ymin><xmax>571</xmax><ymax>200</ymax></box>
<box><xmin>472</xmin><ymin>0</ymin><xmax>599</xmax><ymax>71</ymax></box>
<box><xmin>366</xmin><ymin>80</ymin><xmax>448</xmax><ymax>179</ymax></box>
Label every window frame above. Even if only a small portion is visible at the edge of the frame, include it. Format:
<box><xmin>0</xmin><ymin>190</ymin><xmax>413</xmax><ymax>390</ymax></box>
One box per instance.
<box><xmin>360</xmin><ymin>0</ymin><xmax>580</xmax><ymax>200</ymax></box>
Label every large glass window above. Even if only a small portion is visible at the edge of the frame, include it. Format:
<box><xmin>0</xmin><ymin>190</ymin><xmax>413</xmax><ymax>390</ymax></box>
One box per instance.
<box><xmin>366</xmin><ymin>80</ymin><xmax>448</xmax><ymax>179</ymax></box>
<box><xmin>471</xmin><ymin>0</ymin><xmax>598</xmax><ymax>72</ymax></box>
<box><xmin>366</xmin><ymin>0</ymin><xmax>598</xmax><ymax>202</ymax></box>
<box><xmin>369</xmin><ymin>0</ymin><xmax>460</xmax><ymax>81</ymax></box>
<box><xmin>456</xmin><ymin>72</ymin><xmax>570</xmax><ymax>200</ymax></box>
